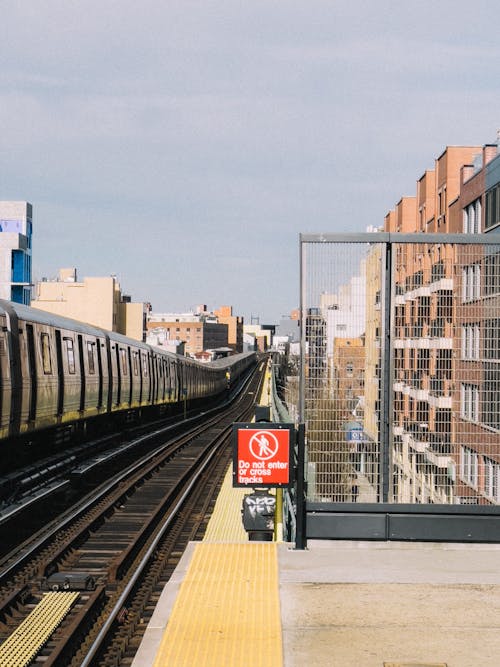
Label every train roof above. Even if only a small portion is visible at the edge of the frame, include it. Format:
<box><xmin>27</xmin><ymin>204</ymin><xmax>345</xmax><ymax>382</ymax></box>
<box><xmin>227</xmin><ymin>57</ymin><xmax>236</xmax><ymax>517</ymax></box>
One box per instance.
<box><xmin>209</xmin><ymin>351</ymin><xmax>256</xmax><ymax>369</ymax></box>
<box><xmin>0</xmin><ymin>301</ymin><xmax>256</xmax><ymax>370</ymax></box>
<box><xmin>0</xmin><ymin>300</ymin><xmax>108</xmax><ymax>337</ymax></box>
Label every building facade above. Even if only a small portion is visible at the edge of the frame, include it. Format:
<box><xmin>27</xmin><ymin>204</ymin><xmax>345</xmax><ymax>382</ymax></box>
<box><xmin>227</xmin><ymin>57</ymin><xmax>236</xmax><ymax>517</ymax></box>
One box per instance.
<box><xmin>146</xmin><ymin>312</ymin><xmax>228</xmax><ymax>357</ymax></box>
<box><xmin>32</xmin><ymin>268</ymin><xmax>146</xmax><ymax>340</ymax></box>
<box><xmin>214</xmin><ymin>305</ymin><xmax>243</xmax><ymax>352</ymax></box>
<box><xmin>387</xmin><ymin>143</ymin><xmax>500</xmax><ymax>504</ymax></box>
<box><xmin>0</xmin><ymin>201</ymin><xmax>32</xmax><ymax>304</ymax></box>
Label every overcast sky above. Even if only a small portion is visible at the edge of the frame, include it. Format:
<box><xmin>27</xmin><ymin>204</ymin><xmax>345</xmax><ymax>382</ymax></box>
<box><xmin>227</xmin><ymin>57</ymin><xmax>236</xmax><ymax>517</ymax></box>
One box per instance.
<box><xmin>2</xmin><ymin>1</ymin><xmax>500</xmax><ymax>323</ymax></box>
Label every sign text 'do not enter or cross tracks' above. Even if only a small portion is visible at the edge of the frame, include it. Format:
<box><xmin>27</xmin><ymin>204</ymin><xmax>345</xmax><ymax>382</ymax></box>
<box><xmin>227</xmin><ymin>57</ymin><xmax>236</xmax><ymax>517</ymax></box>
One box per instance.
<box><xmin>232</xmin><ymin>423</ymin><xmax>294</xmax><ymax>488</ymax></box>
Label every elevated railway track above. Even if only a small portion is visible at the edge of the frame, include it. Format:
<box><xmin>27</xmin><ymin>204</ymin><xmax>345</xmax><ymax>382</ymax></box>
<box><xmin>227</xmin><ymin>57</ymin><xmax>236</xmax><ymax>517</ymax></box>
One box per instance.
<box><xmin>0</xmin><ymin>359</ymin><xmax>266</xmax><ymax>666</ymax></box>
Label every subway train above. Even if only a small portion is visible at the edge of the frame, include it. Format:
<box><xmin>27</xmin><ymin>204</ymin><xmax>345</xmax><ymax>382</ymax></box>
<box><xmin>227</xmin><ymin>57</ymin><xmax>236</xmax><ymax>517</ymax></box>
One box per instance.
<box><xmin>0</xmin><ymin>300</ymin><xmax>256</xmax><ymax>465</ymax></box>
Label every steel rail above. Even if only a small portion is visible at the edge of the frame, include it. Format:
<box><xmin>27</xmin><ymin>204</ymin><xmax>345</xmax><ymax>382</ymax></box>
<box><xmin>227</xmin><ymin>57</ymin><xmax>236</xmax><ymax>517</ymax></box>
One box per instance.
<box><xmin>0</xmin><ymin>365</ymin><xmax>257</xmax><ymax>583</ymax></box>
<box><xmin>79</xmin><ymin>428</ymin><xmax>226</xmax><ymax>667</ymax></box>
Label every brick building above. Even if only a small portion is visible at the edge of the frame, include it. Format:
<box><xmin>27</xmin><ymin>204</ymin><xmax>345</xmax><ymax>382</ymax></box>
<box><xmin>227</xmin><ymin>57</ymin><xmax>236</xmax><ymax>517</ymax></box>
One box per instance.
<box><xmin>385</xmin><ymin>142</ymin><xmax>500</xmax><ymax>504</ymax></box>
<box><xmin>146</xmin><ymin>313</ymin><xmax>228</xmax><ymax>357</ymax></box>
<box><xmin>214</xmin><ymin>305</ymin><xmax>243</xmax><ymax>352</ymax></box>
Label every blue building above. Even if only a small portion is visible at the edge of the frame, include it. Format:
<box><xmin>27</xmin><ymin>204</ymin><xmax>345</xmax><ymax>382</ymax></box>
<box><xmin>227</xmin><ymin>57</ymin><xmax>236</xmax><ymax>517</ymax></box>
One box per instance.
<box><xmin>0</xmin><ymin>201</ymin><xmax>32</xmax><ymax>304</ymax></box>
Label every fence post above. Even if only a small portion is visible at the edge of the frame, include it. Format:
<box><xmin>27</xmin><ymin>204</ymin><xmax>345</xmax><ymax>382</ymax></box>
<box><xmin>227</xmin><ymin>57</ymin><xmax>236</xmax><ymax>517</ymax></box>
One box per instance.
<box><xmin>295</xmin><ymin>422</ymin><xmax>307</xmax><ymax>549</ymax></box>
<box><xmin>378</xmin><ymin>241</ymin><xmax>393</xmax><ymax>503</ymax></box>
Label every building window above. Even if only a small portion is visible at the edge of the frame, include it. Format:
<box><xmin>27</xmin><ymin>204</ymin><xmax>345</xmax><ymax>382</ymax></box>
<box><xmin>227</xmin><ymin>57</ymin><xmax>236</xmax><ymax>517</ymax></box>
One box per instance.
<box><xmin>485</xmin><ymin>183</ymin><xmax>500</xmax><ymax>230</ymax></box>
<box><xmin>41</xmin><ymin>333</ymin><xmax>52</xmax><ymax>374</ymax></box>
<box><xmin>484</xmin><ymin>251</ymin><xmax>500</xmax><ymax>297</ymax></box>
<box><xmin>463</xmin><ymin>198</ymin><xmax>481</xmax><ymax>234</ymax></box>
<box><xmin>64</xmin><ymin>337</ymin><xmax>75</xmax><ymax>374</ymax></box>
<box><xmin>462</xmin><ymin>264</ymin><xmax>481</xmax><ymax>302</ymax></box>
<box><xmin>460</xmin><ymin>445</ymin><xmax>478</xmax><ymax>488</ymax></box>
<box><xmin>482</xmin><ymin>363</ymin><xmax>500</xmax><ymax>430</ymax></box>
<box><xmin>484</xmin><ymin>319</ymin><xmax>500</xmax><ymax>360</ymax></box>
<box><xmin>460</xmin><ymin>383</ymin><xmax>479</xmax><ymax>422</ymax></box>
<box><xmin>461</xmin><ymin>324</ymin><xmax>480</xmax><ymax>360</ymax></box>
<box><xmin>484</xmin><ymin>456</ymin><xmax>500</xmax><ymax>502</ymax></box>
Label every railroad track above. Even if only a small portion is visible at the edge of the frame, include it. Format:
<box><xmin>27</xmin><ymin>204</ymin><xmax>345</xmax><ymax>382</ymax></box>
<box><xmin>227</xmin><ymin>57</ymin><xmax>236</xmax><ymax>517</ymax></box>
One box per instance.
<box><xmin>0</xmin><ymin>360</ymin><xmax>265</xmax><ymax>666</ymax></box>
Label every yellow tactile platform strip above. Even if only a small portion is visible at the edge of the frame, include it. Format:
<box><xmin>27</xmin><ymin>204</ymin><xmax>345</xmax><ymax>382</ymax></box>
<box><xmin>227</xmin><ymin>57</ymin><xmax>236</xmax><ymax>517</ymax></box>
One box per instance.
<box><xmin>0</xmin><ymin>591</ymin><xmax>79</xmax><ymax>667</ymax></box>
<box><xmin>203</xmin><ymin>464</ymin><xmax>249</xmax><ymax>542</ymax></box>
<box><xmin>152</xmin><ymin>542</ymin><xmax>282</xmax><ymax>667</ymax></box>
<box><xmin>203</xmin><ymin>361</ymin><xmax>273</xmax><ymax>543</ymax></box>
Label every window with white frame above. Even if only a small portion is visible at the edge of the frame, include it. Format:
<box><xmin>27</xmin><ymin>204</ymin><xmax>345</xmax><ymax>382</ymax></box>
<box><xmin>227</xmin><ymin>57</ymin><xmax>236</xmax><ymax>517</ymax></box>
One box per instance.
<box><xmin>484</xmin><ymin>456</ymin><xmax>500</xmax><ymax>502</ymax></box>
<box><xmin>463</xmin><ymin>198</ymin><xmax>481</xmax><ymax>234</ymax></box>
<box><xmin>462</xmin><ymin>264</ymin><xmax>481</xmax><ymax>302</ymax></box>
<box><xmin>460</xmin><ymin>445</ymin><xmax>478</xmax><ymax>487</ymax></box>
<box><xmin>460</xmin><ymin>383</ymin><xmax>479</xmax><ymax>421</ymax></box>
<box><xmin>482</xmin><ymin>363</ymin><xmax>500</xmax><ymax>431</ymax></box>
<box><xmin>461</xmin><ymin>323</ymin><xmax>480</xmax><ymax>360</ymax></box>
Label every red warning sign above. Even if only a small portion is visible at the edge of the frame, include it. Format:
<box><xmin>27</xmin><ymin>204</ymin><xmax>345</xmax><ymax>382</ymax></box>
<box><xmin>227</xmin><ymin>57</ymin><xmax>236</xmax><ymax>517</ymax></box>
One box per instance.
<box><xmin>233</xmin><ymin>423</ymin><xmax>293</xmax><ymax>487</ymax></box>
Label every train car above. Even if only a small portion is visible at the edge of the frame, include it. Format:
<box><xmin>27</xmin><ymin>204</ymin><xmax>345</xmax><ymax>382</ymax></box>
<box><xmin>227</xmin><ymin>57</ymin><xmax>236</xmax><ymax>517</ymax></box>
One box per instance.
<box><xmin>0</xmin><ymin>307</ymin><xmax>12</xmax><ymax>441</ymax></box>
<box><xmin>0</xmin><ymin>300</ymin><xmax>257</xmax><ymax>466</ymax></box>
<box><xmin>0</xmin><ymin>301</ymin><xmax>110</xmax><ymax>439</ymax></box>
<box><xmin>106</xmin><ymin>330</ymin><xmax>152</xmax><ymax>411</ymax></box>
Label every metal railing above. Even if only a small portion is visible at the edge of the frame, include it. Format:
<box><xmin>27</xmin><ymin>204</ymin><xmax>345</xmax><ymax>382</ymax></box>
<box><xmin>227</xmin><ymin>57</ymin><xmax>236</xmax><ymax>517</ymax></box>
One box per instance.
<box><xmin>294</xmin><ymin>233</ymin><xmax>500</xmax><ymax>541</ymax></box>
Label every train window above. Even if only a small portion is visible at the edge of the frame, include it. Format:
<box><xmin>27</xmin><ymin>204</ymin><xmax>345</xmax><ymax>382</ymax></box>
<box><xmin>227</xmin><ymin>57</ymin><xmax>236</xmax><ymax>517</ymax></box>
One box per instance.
<box><xmin>64</xmin><ymin>337</ymin><xmax>76</xmax><ymax>374</ymax></box>
<box><xmin>142</xmin><ymin>352</ymin><xmax>148</xmax><ymax>376</ymax></box>
<box><xmin>41</xmin><ymin>333</ymin><xmax>52</xmax><ymax>374</ymax></box>
<box><xmin>120</xmin><ymin>348</ymin><xmax>128</xmax><ymax>375</ymax></box>
<box><xmin>132</xmin><ymin>351</ymin><xmax>139</xmax><ymax>375</ymax></box>
<box><xmin>87</xmin><ymin>341</ymin><xmax>96</xmax><ymax>374</ymax></box>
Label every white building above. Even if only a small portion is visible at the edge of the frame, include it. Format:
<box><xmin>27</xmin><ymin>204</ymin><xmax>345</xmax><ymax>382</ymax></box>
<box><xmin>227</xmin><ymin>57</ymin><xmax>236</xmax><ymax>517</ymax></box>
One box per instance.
<box><xmin>321</xmin><ymin>260</ymin><xmax>367</xmax><ymax>358</ymax></box>
<box><xmin>0</xmin><ymin>201</ymin><xmax>32</xmax><ymax>304</ymax></box>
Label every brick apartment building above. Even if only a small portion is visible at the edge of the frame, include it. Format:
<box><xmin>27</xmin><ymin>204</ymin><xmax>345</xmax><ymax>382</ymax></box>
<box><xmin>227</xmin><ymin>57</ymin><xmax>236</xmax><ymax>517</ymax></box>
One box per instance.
<box><xmin>146</xmin><ymin>312</ymin><xmax>228</xmax><ymax>357</ymax></box>
<box><xmin>384</xmin><ymin>143</ymin><xmax>500</xmax><ymax>504</ymax></box>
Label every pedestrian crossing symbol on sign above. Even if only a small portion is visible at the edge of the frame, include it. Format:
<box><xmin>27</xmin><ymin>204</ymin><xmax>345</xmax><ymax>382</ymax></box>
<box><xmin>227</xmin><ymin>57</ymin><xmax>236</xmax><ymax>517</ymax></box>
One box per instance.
<box><xmin>249</xmin><ymin>431</ymin><xmax>279</xmax><ymax>460</ymax></box>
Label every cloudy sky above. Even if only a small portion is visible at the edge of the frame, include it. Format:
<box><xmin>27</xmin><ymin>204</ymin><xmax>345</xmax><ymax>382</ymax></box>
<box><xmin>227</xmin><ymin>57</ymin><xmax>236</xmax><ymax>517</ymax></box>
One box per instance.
<box><xmin>2</xmin><ymin>1</ymin><xmax>500</xmax><ymax>322</ymax></box>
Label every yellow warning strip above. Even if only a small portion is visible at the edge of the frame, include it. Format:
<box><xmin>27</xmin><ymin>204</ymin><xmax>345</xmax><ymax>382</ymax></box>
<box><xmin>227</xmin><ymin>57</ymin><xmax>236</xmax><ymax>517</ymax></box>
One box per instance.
<box><xmin>153</xmin><ymin>542</ymin><xmax>282</xmax><ymax>667</ymax></box>
<box><xmin>203</xmin><ymin>465</ymin><xmax>248</xmax><ymax>542</ymax></box>
<box><xmin>0</xmin><ymin>591</ymin><xmax>79</xmax><ymax>667</ymax></box>
<box><xmin>203</xmin><ymin>359</ymin><xmax>275</xmax><ymax>543</ymax></box>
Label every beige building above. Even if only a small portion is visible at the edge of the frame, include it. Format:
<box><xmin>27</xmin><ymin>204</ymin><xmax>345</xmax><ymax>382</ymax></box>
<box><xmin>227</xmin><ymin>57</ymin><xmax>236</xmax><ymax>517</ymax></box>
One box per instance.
<box><xmin>214</xmin><ymin>305</ymin><xmax>243</xmax><ymax>352</ymax></box>
<box><xmin>32</xmin><ymin>268</ymin><xmax>146</xmax><ymax>340</ymax></box>
<box><xmin>243</xmin><ymin>324</ymin><xmax>272</xmax><ymax>350</ymax></box>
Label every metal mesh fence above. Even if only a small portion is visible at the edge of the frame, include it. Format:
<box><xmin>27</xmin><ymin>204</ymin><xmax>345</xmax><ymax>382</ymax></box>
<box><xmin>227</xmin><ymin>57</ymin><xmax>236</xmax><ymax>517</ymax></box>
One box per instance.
<box><xmin>299</xmin><ymin>233</ymin><xmax>500</xmax><ymax>506</ymax></box>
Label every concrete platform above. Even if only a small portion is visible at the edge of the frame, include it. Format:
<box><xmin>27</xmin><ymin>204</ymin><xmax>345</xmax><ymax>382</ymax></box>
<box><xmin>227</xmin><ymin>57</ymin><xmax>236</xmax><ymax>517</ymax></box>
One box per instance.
<box><xmin>133</xmin><ymin>538</ymin><xmax>500</xmax><ymax>666</ymax></box>
<box><xmin>280</xmin><ymin>540</ymin><xmax>500</xmax><ymax>667</ymax></box>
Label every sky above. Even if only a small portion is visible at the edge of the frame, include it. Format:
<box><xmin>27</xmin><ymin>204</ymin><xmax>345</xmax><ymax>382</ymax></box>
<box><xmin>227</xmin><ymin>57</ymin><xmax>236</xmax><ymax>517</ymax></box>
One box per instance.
<box><xmin>2</xmin><ymin>1</ymin><xmax>500</xmax><ymax>323</ymax></box>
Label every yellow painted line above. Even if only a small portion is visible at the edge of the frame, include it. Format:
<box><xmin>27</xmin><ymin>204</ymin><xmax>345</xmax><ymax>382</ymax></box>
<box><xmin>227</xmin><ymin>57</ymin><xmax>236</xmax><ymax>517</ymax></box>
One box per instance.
<box><xmin>153</xmin><ymin>542</ymin><xmax>282</xmax><ymax>667</ymax></box>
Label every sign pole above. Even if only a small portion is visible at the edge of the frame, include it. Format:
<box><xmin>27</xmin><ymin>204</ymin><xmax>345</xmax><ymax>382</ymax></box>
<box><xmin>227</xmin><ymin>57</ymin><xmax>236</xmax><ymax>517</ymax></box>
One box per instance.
<box><xmin>295</xmin><ymin>422</ymin><xmax>307</xmax><ymax>550</ymax></box>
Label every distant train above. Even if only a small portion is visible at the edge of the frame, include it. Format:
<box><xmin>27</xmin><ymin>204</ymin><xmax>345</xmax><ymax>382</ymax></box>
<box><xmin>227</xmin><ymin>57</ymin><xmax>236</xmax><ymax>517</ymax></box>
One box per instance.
<box><xmin>0</xmin><ymin>300</ymin><xmax>256</xmax><ymax>459</ymax></box>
